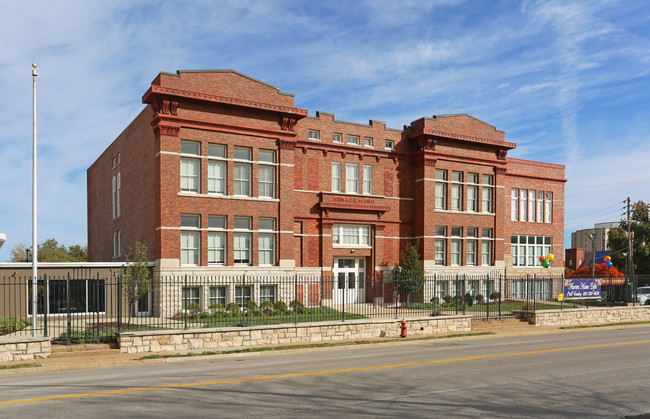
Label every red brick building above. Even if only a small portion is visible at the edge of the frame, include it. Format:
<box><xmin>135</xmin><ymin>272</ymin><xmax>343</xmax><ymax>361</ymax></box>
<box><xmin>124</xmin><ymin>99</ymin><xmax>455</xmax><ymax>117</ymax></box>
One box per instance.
<box><xmin>88</xmin><ymin>70</ymin><xmax>565</xmax><ymax>305</ymax></box>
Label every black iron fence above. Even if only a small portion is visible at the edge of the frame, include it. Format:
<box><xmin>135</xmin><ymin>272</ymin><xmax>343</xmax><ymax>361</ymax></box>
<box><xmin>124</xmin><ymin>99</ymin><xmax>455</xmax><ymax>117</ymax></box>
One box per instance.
<box><xmin>0</xmin><ymin>271</ymin><xmax>642</xmax><ymax>344</ymax></box>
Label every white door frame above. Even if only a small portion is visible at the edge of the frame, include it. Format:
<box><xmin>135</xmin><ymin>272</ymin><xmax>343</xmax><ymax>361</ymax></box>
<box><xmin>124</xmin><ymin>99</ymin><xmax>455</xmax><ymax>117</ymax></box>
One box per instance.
<box><xmin>333</xmin><ymin>258</ymin><xmax>365</xmax><ymax>304</ymax></box>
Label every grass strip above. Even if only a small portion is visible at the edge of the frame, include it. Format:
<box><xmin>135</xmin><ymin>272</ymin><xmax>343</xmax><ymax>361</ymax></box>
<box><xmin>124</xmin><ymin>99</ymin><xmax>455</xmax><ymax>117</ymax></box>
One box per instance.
<box><xmin>0</xmin><ymin>363</ymin><xmax>40</xmax><ymax>370</ymax></box>
<box><xmin>560</xmin><ymin>320</ymin><xmax>650</xmax><ymax>330</ymax></box>
<box><xmin>137</xmin><ymin>331</ymin><xmax>493</xmax><ymax>360</ymax></box>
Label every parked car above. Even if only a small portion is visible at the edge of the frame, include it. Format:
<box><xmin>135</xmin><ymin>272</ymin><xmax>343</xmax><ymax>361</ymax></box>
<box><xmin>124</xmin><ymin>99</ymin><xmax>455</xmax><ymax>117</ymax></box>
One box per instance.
<box><xmin>637</xmin><ymin>287</ymin><xmax>650</xmax><ymax>305</ymax></box>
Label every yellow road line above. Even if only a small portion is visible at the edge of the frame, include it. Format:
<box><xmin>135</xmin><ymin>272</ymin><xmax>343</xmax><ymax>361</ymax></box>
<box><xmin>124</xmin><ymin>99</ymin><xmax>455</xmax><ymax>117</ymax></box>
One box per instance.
<box><xmin>2</xmin><ymin>339</ymin><xmax>649</xmax><ymax>406</ymax></box>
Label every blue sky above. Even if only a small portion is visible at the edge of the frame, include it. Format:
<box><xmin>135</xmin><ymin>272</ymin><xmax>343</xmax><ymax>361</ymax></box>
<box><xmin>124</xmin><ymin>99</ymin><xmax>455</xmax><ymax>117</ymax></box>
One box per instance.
<box><xmin>1</xmin><ymin>0</ymin><xmax>649</xmax><ymax>261</ymax></box>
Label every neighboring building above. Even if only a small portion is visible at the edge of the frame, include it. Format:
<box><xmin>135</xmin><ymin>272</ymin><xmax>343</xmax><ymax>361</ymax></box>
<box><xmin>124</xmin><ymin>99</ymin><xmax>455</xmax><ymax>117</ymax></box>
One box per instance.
<box><xmin>87</xmin><ymin>70</ymin><xmax>565</xmax><ymax>307</ymax></box>
<box><xmin>571</xmin><ymin>222</ymin><xmax>619</xmax><ymax>253</ymax></box>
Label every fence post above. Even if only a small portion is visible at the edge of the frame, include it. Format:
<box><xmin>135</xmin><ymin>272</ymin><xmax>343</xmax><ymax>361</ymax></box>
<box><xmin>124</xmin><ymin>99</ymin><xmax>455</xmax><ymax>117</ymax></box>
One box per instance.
<box><xmin>498</xmin><ymin>274</ymin><xmax>502</xmax><ymax>320</ymax></box>
<box><xmin>433</xmin><ymin>274</ymin><xmax>437</xmax><ymax>316</ymax></box>
<box><xmin>485</xmin><ymin>274</ymin><xmax>489</xmax><ymax>321</ymax></box>
<box><xmin>394</xmin><ymin>271</ymin><xmax>398</xmax><ymax>320</ymax></box>
<box><xmin>342</xmin><ymin>272</ymin><xmax>346</xmax><ymax>322</ymax></box>
<box><xmin>42</xmin><ymin>274</ymin><xmax>48</xmax><ymax>337</ymax></box>
<box><xmin>242</xmin><ymin>273</ymin><xmax>246</xmax><ymax>327</ymax></box>
<box><xmin>117</xmin><ymin>273</ymin><xmax>122</xmax><ymax>333</ymax></box>
<box><xmin>96</xmin><ymin>273</ymin><xmax>100</xmax><ymax>344</ymax></box>
<box><xmin>66</xmin><ymin>273</ymin><xmax>71</xmax><ymax>345</ymax></box>
<box><xmin>184</xmin><ymin>274</ymin><xmax>188</xmax><ymax>330</ymax></box>
<box><xmin>294</xmin><ymin>274</ymin><xmax>298</xmax><ymax>326</ymax></box>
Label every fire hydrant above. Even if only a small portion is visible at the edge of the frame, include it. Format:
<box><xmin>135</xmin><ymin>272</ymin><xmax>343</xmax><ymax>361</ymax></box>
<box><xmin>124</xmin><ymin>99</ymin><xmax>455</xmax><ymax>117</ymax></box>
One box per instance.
<box><xmin>399</xmin><ymin>319</ymin><xmax>407</xmax><ymax>338</ymax></box>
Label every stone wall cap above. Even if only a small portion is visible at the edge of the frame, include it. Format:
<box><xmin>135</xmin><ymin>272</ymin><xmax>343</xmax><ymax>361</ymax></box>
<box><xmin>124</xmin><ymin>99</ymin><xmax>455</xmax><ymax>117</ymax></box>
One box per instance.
<box><xmin>0</xmin><ymin>336</ymin><xmax>50</xmax><ymax>344</ymax></box>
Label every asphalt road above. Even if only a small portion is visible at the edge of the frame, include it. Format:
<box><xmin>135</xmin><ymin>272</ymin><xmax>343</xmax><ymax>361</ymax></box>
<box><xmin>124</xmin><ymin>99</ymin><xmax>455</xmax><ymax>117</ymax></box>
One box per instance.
<box><xmin>1</xmin><ymin>326</ymin><xmax>649</xmax><ymax>418</ymax></box>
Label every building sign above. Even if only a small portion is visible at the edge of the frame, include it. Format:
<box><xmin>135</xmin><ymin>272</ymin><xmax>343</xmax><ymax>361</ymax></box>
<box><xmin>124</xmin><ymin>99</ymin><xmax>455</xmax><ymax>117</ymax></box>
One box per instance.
<box><xmin>563</xmin><ymin>279</ymin><xmax>601</xmax><ymax>300</ymax></box>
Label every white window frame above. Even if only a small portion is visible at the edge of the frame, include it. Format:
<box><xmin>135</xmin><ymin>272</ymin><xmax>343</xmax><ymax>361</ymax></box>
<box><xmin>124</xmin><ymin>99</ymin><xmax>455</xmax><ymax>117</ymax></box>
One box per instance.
<box><xmin>258</xmin><ymin>234</ymin><xmax>275</xmax><ymax>266</ymax></box>
<box><xmin>536</xmin><ymin>191</ymin><xmax>544</xmax><ymax>222</ymax></box>
<box><xmin>545</xmin><ymin>192</ymin><xmax>553</xmax><ymax>223</ymax></box>
<box><xmin>519</xmin><ymin>189</ymin><xmax>527</xmax><ymax>221</ymax></box>
<box><xmin>181</xmin><ymin>231</ymin><xmax>200</xmax><ymax>266</ymax></box>
<box><xmin>511</xmin><ymin>188</ymin><xmax>519</xmax><ymax>221</ymax></box>
<box><xmin>260</xmin><ymin>285</ymin><xmax>276</xmax><ymax>303</ymax></box>
<box><xmin>364</xmin><ymin>137</ymin><xmax>373</xmax><ymax>147</ymax></box>
<box><xmin>308</xmin><ymin>130</ymin><xmax>320</xmax><ymax>140</ymax></box>
<box><xmin>467</xmin><ymin>185</ymin><xmax>477</xmax><ymax>212</ymax></box>
<box><xmin>466</xmin><ymin>240</ymin><xmax>476</xmax><ymax>266</ymax></box>
<box><xmin>435</xmin><ymin>239</ymin><xmax>446</xmax><ymax>266</ymax></box>
<box><xmin>182</xmin><ymin>286</ymin><xmax>201</xmax><ymax>309</ymax></box>
<box><xmin>332</xmin><ymin>162</ymin><xmax>341</xmax><ymax>192</ymax></box>
<box><xmin>208</xmin><ymin>232</ymin><xmax>226</xmax><ymax>265</ymax></box>
<box><xmin>209</xmin><ymin>286</ymin><xmax>226</xmax><ymax>308</ymax></box>
<box><xmin>451</xmin><ymin>240</ymin><xmax>461</xmax><ymax>266</ymax></box>
<box><xmin>258</xmin><ymin>165</ymin><xmax>275</xmax><ymax>198</ymax></box>
<box><xmin>234</xmin><ymin>163</ymin><xmax>251</xmax><ymax>196</ymax></box>
<box><xmin>332</xmin><ymin>224</ymin><xmax>371</xmax><ymax>247</ymax></box>
<box><xmin>346</xmin><ymin>164</ymin><xmax>358</xmax><ymax>194</ymax></box>
<box><xmin>347</xmin><ymin>135</ymin><xmax>360</xmax><ymax>145</ymax></box>
<box><xmin>385</xmin><ymin>140</ymin><xmax>394</xmax><ymax>150</ymax></box>
<box><xmin>180</xmin><ymin>158</ymin><xmax>200</xmax><ymax>193</ymax></box>
<box><xmin>111</xmin><ymin>176</ymin><xmax>117</xmax><ymax>219</ymax></box>
<box><xmin>362</xmin><ymin>165</ymin><xmax>372</xmax><ymax>195</ymax></box>
<box><xmin>528</xmin><ymin>190</ymin><xmax>535</xmax><ymax>223</ymax></box>
<box><xmin>234</xmin><ymin>233</ymin><xmax>251</xmax><ymax>265</ymax></box>
<box><xmin>208</xmin><ymin>161</ymin><xmax>226</xmax><ymax>194</ymax></box>
<box><xmin>333</xmin><ymin>133</ymin><xmax>342</xmax><ymax>143</ymax></box>
<box><xmin>116</xmin><ymin>173</ymin><xmax>121</xmax><ymax>218</ymax></box>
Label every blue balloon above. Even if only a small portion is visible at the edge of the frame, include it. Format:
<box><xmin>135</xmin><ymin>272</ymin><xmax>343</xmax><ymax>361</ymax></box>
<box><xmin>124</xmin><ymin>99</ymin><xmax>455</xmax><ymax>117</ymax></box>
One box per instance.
<box><xmin>606</xmin><ymin>261</ymin><xmax>613</xmax><ymax>268</ymax></box>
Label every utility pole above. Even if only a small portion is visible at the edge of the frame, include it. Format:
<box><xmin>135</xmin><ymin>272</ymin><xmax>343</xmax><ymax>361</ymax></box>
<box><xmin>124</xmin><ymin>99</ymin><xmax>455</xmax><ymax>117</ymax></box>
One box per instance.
<box><xmin>626</xmin><ymin>197</ymin><xmax>635</xmax><ymax>303</ymax></box>
<box><xmin>31</xmin><ymin>63</ymin><xmax>38</xmax><ymax>336</ymax></box>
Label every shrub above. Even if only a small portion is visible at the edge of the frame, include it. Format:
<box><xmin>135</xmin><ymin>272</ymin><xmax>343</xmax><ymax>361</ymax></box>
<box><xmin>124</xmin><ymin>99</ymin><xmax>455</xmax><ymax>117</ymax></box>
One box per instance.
<box><xmin>489</xmin><ymin>292</ymin><xmax>501</xmax><ymax>301</ymax></box>
<box><xmin>429</xmin><ymin>296</ymin><xmax>440</xmax><ymax>304</ymax></box>
<box><xmin>260</xmin><ymin>301</ymin><xmax>274</xmax><ymax>315</ymax></box>
<box><xmin>475</xmin><ymin>294</ymin><xmax>484</xmax><ymax>304</ymax></box>
<box><xmin>209</xmin><ymin>303</ymin><xmax>224</xmax><ymax>313</ymax></box>
<box><xmin>0</xmin><ymin>317</ymin><xmax>32</xmax><ymax>335</ymax></box>
<box><xmin>274</xmin><ymin>300</ymin><xmax>288</xmax><ymax>313</ymax></box>
<box><xmin>289</xmin><ymin>299</ymin><xmax>305</xmax><ymax>313</ymax></box>
<box><xmin>246</xmin><ymin>300</ymin><xmax>258</xmax><ymax>312</ymax></box>
<box><xmin>186</xmin><ymin>302</ymin><xmax>201</xmax><ymax>316</ymax></box>
<box><xmin>443</xmin><ymin>295</ymin><xmax>453</xmax><ymax>305</ymax></box>
<box><xmin>226</xmin><ymin>302</ymin><xmax>240</xmax><ymax>315</ymax></box>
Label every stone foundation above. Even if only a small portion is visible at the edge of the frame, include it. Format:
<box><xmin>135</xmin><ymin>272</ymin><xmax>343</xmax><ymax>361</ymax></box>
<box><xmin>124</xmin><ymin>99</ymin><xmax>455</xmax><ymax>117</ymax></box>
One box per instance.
<box><xmin>118</xmin><ymin>315</ymin><xmax>471</xmax><ymax>354</ymax></box>
<box><xmin>522</xmin><ymin>306</ymin><xmax>650</xmax><ymax>327</ymax></box>
<box><xmin>0</xmin><ymin>337</ymin><xmax>51</xmax><ymax>362</ymax></box>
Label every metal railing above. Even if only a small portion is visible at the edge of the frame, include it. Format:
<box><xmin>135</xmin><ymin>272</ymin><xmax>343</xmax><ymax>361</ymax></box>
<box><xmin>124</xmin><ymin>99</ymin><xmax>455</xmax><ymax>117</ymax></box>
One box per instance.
<box><xmin>3</xmin><ymin>271</ymin><xmax>640</xmax><ymax>344</ymax></box>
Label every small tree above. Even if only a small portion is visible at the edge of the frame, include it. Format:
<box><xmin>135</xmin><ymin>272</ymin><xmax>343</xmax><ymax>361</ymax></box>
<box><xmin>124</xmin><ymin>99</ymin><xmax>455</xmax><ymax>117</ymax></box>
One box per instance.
<box><xmin>392</xmin><ymin>242</ymin><xmax>425</xmax><ymax>306</ymax></box>
<box><xmin>121</xmin><ymin>242</ymin><xmax>151</xmax><ymax>325</ymax></box>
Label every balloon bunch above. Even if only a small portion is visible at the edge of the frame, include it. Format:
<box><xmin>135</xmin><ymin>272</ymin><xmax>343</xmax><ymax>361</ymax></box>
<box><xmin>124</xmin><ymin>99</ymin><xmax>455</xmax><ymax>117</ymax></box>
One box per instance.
<box><xmin>600</xmin><ymin>255</ymin><xmax>613</xmax><ymax>270</ymax></box>
<box><xmin>539</xmin><ymin>253</ymin><xmax>554</xmax><ymax>268</ymax></box>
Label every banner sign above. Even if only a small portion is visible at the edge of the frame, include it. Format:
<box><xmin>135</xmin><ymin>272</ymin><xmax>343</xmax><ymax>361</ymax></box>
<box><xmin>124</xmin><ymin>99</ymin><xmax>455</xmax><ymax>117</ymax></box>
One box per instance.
<box><xmin>563</xmin><ymin>279</ymin><xmax>601</xmax><ymax>300</ymax></box>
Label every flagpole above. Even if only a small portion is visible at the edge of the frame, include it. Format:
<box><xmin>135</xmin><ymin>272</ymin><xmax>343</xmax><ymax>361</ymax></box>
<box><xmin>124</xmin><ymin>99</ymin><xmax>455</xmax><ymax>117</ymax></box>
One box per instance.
<box><xmin>32</xmin><ymin>63</ymin><xmax>38</xmax><ymax>336</ymax></box>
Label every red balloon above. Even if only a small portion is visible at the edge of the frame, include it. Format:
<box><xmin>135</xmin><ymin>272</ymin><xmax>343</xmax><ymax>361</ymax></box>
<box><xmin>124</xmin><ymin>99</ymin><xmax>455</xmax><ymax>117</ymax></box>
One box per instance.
<box><xmin>539</xmin><ymin>256</ymin><xmax>546</xmax><ymax>263</ymax></box>
<box><xmin>600</xmin><ymin>263</ymin><xmax>607</xmax><ymax>269</ymax></box>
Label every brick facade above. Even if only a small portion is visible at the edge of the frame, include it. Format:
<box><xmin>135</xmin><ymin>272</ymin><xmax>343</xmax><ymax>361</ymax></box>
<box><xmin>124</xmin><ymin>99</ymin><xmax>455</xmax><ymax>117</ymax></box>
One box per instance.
<box><xmin>88</xmin><ymin>70</ymin><xmax>565</xmax><ymax>281</ymax></box>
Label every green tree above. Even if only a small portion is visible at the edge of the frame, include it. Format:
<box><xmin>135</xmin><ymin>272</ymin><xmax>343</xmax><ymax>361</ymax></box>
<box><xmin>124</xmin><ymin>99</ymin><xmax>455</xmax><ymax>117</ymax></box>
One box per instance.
<box><xmin>121</xmin><ymin>242</ymin><xmax>151</xmax><ymax>325</ymax></box>
<box><xmin>9</xmin><ymin>239</ymin><xmax>87</xmax><ymax>262</ymax></box>
<box><xmin>608</xmin><ymin>201</ymin><xmax>650</xmax><ymax>275</ymax></box>
<box><xmin>392</xmin><ymin>242</ymin><xmax>425</xmax><ymax>306</ymax></box>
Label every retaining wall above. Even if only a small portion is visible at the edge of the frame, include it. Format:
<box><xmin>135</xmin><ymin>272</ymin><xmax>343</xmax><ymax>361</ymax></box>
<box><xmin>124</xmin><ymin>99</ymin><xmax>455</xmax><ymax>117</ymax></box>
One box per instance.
<box><xmin>118</xmin><ymin>315</ymin><xmax>471</xmax><ymax>354</ymax></box>
<box><xmin>0</xmin><ymin>337</ymin><xmax>51</xmax><ymax>362</ymax></box>
<box><xmin>522</xmin><ymin>306</ymin><xmax>650</xmax><ymax>327</ymax></box>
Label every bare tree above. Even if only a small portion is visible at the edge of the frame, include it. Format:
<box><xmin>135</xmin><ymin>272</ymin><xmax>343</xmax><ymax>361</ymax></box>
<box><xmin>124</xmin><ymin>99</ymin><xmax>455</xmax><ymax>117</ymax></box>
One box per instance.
<box><xmin>121</xmin><ymin>242</ymin><xmax>151</xmax><ymax>325</ymax></box>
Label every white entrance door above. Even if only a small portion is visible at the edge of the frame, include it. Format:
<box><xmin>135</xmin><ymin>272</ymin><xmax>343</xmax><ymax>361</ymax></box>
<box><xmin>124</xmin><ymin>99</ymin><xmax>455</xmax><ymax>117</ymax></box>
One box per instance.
<box><xmin>333</xmin><ymin>258</ymin><xmax>365</xmax><ymax>304</ymax></box>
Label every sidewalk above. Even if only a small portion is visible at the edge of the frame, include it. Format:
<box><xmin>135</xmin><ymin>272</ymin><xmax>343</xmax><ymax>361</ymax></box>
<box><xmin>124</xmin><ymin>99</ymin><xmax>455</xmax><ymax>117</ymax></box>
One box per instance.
<box><xmin>0</xmin><ymin>319</ymin><xmax>594</xmax><ymax>376</ymax></box>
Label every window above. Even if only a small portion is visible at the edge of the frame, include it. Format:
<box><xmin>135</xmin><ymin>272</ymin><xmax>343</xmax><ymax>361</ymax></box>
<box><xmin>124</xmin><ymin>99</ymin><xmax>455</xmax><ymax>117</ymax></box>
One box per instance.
<box><xmin>467</xmin><ymin>185</ymin><xmax>477</xmax><ymax>212</ymax></box>
<box><xmin>385</xmin><ymin>140</ymin><xmax>394</xmax><ymax>150</ymax></box>
<box><xmin>347</xmin><ymin>135</ymin><xmax>360</xmax><ymax>145</ymax></box>
<box><xmin>259</xmin><ymin>218</ymin><xmax>275</xmax><ymax>231</ymax></box>
<box><xmin>451</xmin><ymin>240</ymin><xmax>461</xmax><ymax>266</ymax></box>
<box><xmin>511</xmin><ymin>189</ymin><xmax>519</xmax><ymax>221</ymax></box>
<box><xmin>545</xmin><ymin>192</ymin><xmax>553</xmax><ymax>223</ymax></box>
<box><xmin>258</xmin><ymin>166</ymin><xmax>275</xmax><ymax>198</ymax></box>
<box><xmin>117</xmin><ymin>231</ymin><xmax>121</xmax><ymax>257</ymax></box>
<box><xmin>537</xmin><ymin>191</ymin><xmax>544</xmax><ymax>222</ymax></box>
<box><xmin>363</xmin><ymin>165</ymin><xmax>372</xmax><ymax>195</ymax></box>
<box><xmin>482</xmin><ymin>175</ymin><xmax>493</xmax><ymax>213</ymax></box>
<box><xmin>208</xmin><ymin>232</ymin><xmax>225</xmax><ymax>265</ymax></box>
<box><xmin>528</xmin><ymin>190</ymin><xmax>535</xmax><ymax>223</ymax></box>
<box><xmin>436</xmin><ymin>281</ymin><xmax>448</xmax><ymax>301</ymax></box>
<box><xmin>182</xmin><ymin>287</ymin><xmax>200</xmax><ymax>309</ymax></box>
<box><xmin>181</xmin><ymin>232</ymin><xmax>200</xmax><ymax>265</ymax></box>
<box><xmin>113</xmin><ymin>232</ymin><xmax>117</xmax><ymax>258</ymax></box>
<box><xmin>259</xmin><ymin>150</ymin><xmax>275</xmax><ymax>163</ymax></box>
<box><xmin>234</xmin><ymin>233</ymin><xmax>251</xmax><ymax>265</ymax></box>
<box><xmin>260</xmin><ymin>286</ymin><xmax>276</xmax><ymax>303</ymax></box>
<box><xmin>435</xmin><ymin>239</ymin><xmax>446</xmax><ymax>266</ymax></box>
<box><xmin>481</xmin><ymin>228</ymin><xmax>492</xmax><ymax>266</ymax></box>
<box><xmin>180</xmin><ymin>159</ymin><xmax>199</xmax><ymax>193</ymax></box>
<box><xmin>208</xmin><ymin>215</ymin><xmax>226</xmax><ymax>229</ymax></box>
<box><xmin>181</xmin><ymin>141</ymin><xmax>200</xmax><ymax>155</ymax></box>
<box><xmin>308</xmin><ymin>130</ymin><xmax>320</xmax><ymax>140</ymax></box>
<box><xmin>511</xmin><ymin>235</ymin><xmax>552</xmax><ymax>267</ymax></box>
<box><xmin>209</xmin><ymin>286</ymin><xmax>226</xmax><ymax>308</ymax></box>
<box><xmin>332</xmin><ymin>224</ymin><xmax>370</xmax><ymax>246</ymax></box>
<box><xmin>112</xmin><ymin>176</ymin><xmax>117</xmax><ymax>219</ymax></box>
<box><xmin>346</xmin><ymin>164</ymin><xmax>358</xmax><ymax>193</ymax></box>
<box><xmin>332</xmin><ymin>162</ymin><xmax>341</xmax><ymax>192</ymax></box>
<box><xmin>435</xmin><ymin>170</ymin><xmax>447</xmax><ymax>210</ymax></box>
<box><xmin>259</xmin><ymin>234</ymin><xmax>275</xmax><ymax>265</ymax></box>
<box><xmin>234</xmin><ymin>147</ymin><xmax>251</xmax><ymax>160</ymax></box>
<box><xmin>435</xmin><ymin>226</ymin><xmax>446</xmax><ymax>237</ymax></box>
<box><xmin>235</xmin><ymin>286</ymin><xmax>251</xmax><ymax>308</ymax></box>
<box><xmin>208</xmin><ymin>161</ymin><xmax>226</xmax><ymax>194</ymax></box>
<box><xmin>333</xmin><ymin>133</ymin><xmax>342</xmax><ymax>143</ymax></box>
<box><xmin>116</xmin><ymin>153</ymin><xmax>120</xmax><ymax>165</ymax></box>
<box><xmin>364</xmin><ymin>137</ymin><xmax>373</xmax><ymax>147</ymax></box>
<box><xmin>451</xmin><ymin>171</ymin><xmax>463</xmax><ymax>211</ymax></box>
<box><xmin>467</xmin><ymin>228</ymin><xmax>477</xmax><ymax>266</ymax></box>
<box><xmin>181</xmin><ymin>214</ymin><xmax>200</xmax><ymax>228</ymax></box>
<box><xmin>519</xmin><ymin>189</ymin><xmax>527</xmax><ymax>221</ymax></box>
<box><xmin>116</xmin><ymin>173</ymin><xmax>121</xmax><ymax>218</ymax></box>
<box><xmin>234</xmin><ymin>163</ymin><xmax>251</xmax><ymax>196</ymax></box>
<box><xmin>234</xmin><ymin>216</ymin><xmax>251</xmax><ymax>230</ymax></box>
<box><xmin>208</xmin><ymin>144</ymin><xmax>226</xmax><ymax>158</ymax></box>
